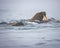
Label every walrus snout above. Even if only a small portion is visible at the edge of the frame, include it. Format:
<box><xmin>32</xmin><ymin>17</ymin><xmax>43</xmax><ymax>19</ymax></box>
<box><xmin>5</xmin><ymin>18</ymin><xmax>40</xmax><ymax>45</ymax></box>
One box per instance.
<box><xmin>42</xmin><ymin>11</ymin><xmax>46</xmax><ymax>16</ymax></box>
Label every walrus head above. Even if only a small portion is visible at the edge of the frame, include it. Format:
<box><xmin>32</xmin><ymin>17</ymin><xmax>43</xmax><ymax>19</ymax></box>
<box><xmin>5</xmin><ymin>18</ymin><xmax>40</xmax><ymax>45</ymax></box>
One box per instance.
<box><xmin>42</xmin><ymin>12</ymin><xmax>48</xmax><ymax>21</ymax></box>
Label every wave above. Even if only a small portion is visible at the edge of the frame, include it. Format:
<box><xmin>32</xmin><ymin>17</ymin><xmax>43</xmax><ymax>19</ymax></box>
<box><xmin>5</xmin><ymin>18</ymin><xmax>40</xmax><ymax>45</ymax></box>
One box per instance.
<box><xmin>0</xmin><ymin>23</ymin><xmax>60</xmax><ymax>30</ymax></box>
<box><xmin>0</xmin><ymin>18</ymin><xmax>60</xmax><ymax>30</ymax></box>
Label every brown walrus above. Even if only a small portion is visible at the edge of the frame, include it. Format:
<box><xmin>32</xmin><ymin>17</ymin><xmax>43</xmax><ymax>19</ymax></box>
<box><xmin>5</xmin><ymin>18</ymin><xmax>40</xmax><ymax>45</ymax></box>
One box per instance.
<box><xmin>29</xmin><ymin>11</ymin><xmax>48</xmax><ymax>22</ymax></box>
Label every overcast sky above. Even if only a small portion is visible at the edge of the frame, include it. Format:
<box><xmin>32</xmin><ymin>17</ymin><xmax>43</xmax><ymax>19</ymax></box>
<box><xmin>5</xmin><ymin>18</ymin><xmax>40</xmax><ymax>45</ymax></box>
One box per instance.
<box><xmin>0</xmin><ymin>0</ymin><xmax>60</xmax><ymax>21</ymax></box>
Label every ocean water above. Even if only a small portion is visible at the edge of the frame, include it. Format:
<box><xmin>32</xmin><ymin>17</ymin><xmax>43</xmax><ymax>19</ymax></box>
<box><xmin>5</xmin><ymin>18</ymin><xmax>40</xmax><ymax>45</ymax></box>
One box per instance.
<box><xmin>0</xmin><ymin>22</ymin><xmax>60</xmax><ymax>48</ymax></box>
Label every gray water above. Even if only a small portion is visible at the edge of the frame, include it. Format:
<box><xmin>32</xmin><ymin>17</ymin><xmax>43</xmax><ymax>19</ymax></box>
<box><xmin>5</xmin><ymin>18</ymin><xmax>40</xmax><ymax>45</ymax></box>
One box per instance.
<box><xmin>0</xmin><ymin>23</ymin><xmax>60</xmax><ymax>48</ymax></box>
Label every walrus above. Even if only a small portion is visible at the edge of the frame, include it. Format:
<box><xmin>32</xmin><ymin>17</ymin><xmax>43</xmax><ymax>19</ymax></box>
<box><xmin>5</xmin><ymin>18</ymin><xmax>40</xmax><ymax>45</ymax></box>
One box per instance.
<box><xmin>12</xmin><ymin>22</ymin><xmax>24</xmax><ymax>26</ymax></box>
<box><xmin>29</xmin><ymin>11</ymin><xmax>48</xmax><ymax>22</ymax></box>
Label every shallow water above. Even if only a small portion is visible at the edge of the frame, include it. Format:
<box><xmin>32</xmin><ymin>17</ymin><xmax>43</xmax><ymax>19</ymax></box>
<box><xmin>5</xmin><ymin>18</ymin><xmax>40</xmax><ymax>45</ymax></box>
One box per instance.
<box><xmin>0</xmin><ymin>23</ymin><xmax>60</xmax><ymax>48</ymax></box>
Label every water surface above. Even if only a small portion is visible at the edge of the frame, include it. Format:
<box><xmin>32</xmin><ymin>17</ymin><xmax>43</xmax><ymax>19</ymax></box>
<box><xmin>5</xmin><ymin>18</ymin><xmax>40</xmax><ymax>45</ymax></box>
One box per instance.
<box><xmin>0</xmin><ymin>23</ymin><xmax>60</xmax><ymax>48</ymax></box>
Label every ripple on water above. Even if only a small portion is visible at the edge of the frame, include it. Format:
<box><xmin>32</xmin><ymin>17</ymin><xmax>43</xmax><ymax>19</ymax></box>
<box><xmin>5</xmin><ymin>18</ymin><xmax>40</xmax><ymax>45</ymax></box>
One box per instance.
<box><xmin>35</xmin><ymin>42</ymin><xmax>46</xmax><ymax>46</ymax></box>
<box><xmin>46</xmin><ymin>39</ymin><xmax>60</xmax><ymax>42</ymax></box>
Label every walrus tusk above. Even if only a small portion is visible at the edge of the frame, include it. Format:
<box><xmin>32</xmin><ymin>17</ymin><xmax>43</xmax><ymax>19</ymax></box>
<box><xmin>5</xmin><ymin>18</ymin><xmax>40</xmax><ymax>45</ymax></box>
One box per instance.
<box><xmin>43</xmin><ymin>16</ymin><xmax>48</xmax><ymax>21</ymax></box>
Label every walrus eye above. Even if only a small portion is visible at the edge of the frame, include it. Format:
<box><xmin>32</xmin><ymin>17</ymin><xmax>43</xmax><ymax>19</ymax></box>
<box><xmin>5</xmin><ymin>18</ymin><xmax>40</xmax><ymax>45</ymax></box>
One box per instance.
<box><xmin>43</xmin><ymin>12</ymin><xmax>46</xmax><ymax>16</ymax></box>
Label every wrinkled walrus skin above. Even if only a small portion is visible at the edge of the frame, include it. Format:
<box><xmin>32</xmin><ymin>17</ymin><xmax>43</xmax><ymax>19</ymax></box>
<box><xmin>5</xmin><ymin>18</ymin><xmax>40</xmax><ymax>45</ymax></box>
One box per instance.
<box><xmin>29</xmin><ymin>12</ymin><xmax>46</xmax><ymax>22</ymax></box>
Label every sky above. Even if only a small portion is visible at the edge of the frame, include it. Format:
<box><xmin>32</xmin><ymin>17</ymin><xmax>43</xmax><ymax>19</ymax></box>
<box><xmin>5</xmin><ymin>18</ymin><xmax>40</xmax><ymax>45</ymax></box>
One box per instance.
<box><xmin>0</xmin><ymin>0</ymin><xmax>60</xmax><ymax>22</ymax></box>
